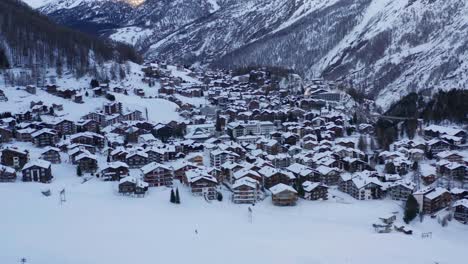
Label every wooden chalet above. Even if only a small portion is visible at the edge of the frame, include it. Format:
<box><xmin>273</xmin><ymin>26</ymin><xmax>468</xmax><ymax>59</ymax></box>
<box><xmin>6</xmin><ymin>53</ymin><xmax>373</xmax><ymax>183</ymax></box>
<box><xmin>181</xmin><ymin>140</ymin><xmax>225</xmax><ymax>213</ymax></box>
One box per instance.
<box><xmin>270</xmin><ymin>183</ymin><xmax>298</xmax><ymax>206</ymax></box>
<box><xmin>1</xmin><ymin>147</ymin><xmax>29</xmax><ymax>169</ymax></box>
<box><xmin>0</xmin><ymin>165</ymin><xmax>16</xmax><ymax>182</ymax></box>
<box><xmin>258</xmin><ymin>166</ymin><xmax>295</xmax><ymax>189</ymax></box>
<box><xmin>22</xmin><ymin>159</ymin><xmax>53</xmax><ymax>183</ymax></box>
<box><xmin>141</xmin><ymin>162</ymin><xmax>173</xmax><ymax>187</ymax></box>
<box><xmin>232</xmin><ymin>177</ymin><xmax>261</xmax><ymax>204</ymax></box>
<box><xmin>453</xmin><ymin>199</ymin><xmax>468</xmax><ymax>224</ymax></box>
<box><xmin>118</xmin><ymin>176</ymin><xmax>149</xmax><ymax>197</ymax></box>
<box><xmin>423</xmin><ymin>188</ymin><xmax>452</xmax><ymax>214</ymax></box>
<box><xmin>186</xmin><ymin>169</ymin><xmax>218</xmax><ymax>200</ymax></box>
<box><xmin>40</xmin><ymin>147</ymin><xmax>61</xmax><ymax>164</ymax></box>
<box><xmin>338</xmin><ymin>174</ymin><xmax>383</xmax><ymax>200</ymax></box>
<box><xmin>31</xmin><ymin>129</ymin><xmax>58</xmax><ymax>147</ymax></box>
<box><xmin>125</xmin><ymin>151</ymin><xmax>149</xmax><ymax>169</ymax></box>
<box><xmin>302</xmin><ymin>181</ymin><xmax>328</xmax><ymax>200</ymax></box>
<box><xmin>70</xmin><ymin>132</ymin><xmax>105</xmax><ymax>149</ymax></box>
<box><xmin>75</xmin><ymin>153</ymin><xmax>98</xmax><ymax>173</ymax></box>
<box><xmin>52</xmin><ymin>119</ymin><xmax>76</xmax><ymax>135</ymax></box>
<box><xmin>100</xmin><ymin>162</ymin><xmax>130</xmax><ymax>181</ymax></box>
<box><xmin>386</xmin><ymin>181</ymin><xmax>416</xmax><ymax>201</ymax></box>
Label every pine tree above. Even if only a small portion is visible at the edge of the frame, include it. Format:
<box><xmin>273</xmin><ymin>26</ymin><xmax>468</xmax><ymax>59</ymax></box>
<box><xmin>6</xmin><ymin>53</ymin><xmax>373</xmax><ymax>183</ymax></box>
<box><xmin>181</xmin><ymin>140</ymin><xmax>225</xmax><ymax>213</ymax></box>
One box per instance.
<box><xmin>90</xmin><ymin>79</ymin><xmax>99</xmax><ymax>88</ymax></box>
<box><xmin>358</xmin><ymin>135</ymin><xmax>367</xmax><ymax>152</ymax></box>
<box><xmin>296</xmin><ymin>181</ymin><xmax>305</xmax><ymax>197</ymax></box>
<box><xmin>403</xmin><ymin>195</ymin><xmax>419</xmax><ymax>224</ymax></box>
<box><xmin>216</xmin><ymin>192</ymin><xmax>223</xmax><ymax>202</ymax></box>
<box><xmin>353</xmin><ymin>112</ymin><xmax>358</xmax><ymax>124</ymax></box>
<box><xmin>175</xmin><ymin>188</ymin><xmax>180</xmax><ymax>204</ymax></box>
<box><xmin>315</xmin><ymin>130</ymin><xmax>322</xmax><ymax>142</ymax></box>
<box><xmin>426</xmin><ymin>150</ymin><xmax>433</xmax><ymax>160</ymax></box>
<box><xmin>170</xmin><ymin>189</ymin><xmax>176</xmax><ymax>203</ymax></box>
<box><xmin>385</xmin><ymin>162</ymin><xmax>396</xmax><ymax>174</ymax></box>
<box><xmin>76</xmin><ymin>166</ymin><xmax>82</xmax><ymax>177</ymax></box>
<box><xmin>370</xmin><ymin>137</ymin><xmax>376</xmax><ymax>150</ymax></box>
<box><xmin>215</xmin><ymin>113</ymin><xmax>222</xmax><ymax>132</ymax></box>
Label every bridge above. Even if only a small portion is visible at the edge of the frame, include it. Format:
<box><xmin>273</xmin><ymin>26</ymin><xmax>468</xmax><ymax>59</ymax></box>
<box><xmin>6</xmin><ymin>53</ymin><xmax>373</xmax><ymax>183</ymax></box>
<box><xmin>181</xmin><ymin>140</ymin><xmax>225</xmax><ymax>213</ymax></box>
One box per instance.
<box><xmin>370</xmin><ymin>114</ymin><xmax>419</xmax><ymax>121</ymax></box>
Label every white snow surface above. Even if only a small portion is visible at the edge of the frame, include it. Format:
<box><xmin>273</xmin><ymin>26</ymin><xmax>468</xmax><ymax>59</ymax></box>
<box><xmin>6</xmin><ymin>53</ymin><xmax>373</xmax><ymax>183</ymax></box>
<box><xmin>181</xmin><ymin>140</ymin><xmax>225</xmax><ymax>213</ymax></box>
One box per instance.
<box><xmin>21</xmin><ymin>0</ymin><xmax>55</xmax><ymax>8</ymax></box>
<box><xmin>1</xmin><ymin>160</ymin><xmax>467</xmax><ymax>264</ymax></box>
<box><xmin>0</xmin><ymin>143</ymin><xmax>467</xmax><ymax>264</ymax></box>
<box><xmin>109</xmin><ymin>26</ymin><xmax>153</xmax><ymax>46</ymax></box>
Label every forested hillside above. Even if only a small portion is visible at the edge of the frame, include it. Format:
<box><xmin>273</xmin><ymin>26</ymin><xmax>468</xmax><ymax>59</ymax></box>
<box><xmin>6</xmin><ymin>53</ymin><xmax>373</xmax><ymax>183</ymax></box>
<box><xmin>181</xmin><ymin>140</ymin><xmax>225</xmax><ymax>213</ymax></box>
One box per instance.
<box><xmin>375</xmin><ymin>89</ymin><xmax>468</xmax><ymax>149</ymax></box>
<box><xmin>0</xmin><ymin>0</ymin><xmax>141</xmax><ymax>76</ymax></box>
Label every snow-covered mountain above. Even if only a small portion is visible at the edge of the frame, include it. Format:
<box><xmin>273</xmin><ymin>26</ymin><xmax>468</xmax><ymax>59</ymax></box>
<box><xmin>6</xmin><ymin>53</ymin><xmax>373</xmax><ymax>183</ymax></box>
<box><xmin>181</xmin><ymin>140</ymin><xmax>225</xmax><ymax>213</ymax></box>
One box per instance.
<box><xmin>28</xmin><ymin>0</ymin><xmax>468</xmax><ymax>109</ymax></box>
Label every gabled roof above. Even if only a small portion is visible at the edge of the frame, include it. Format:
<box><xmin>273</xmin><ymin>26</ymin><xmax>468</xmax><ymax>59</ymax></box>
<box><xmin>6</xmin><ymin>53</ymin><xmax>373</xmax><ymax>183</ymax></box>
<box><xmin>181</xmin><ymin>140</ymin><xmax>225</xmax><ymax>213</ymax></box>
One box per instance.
<box><xmin>23</xmin><ymin>159</ymin><xmax>51</xmax><ymax>170</ymax></box>
<box><xmin>269</xmin><ymin>183</ymin><xmax>297</xmax><ymax>195</ymax></box>
<box><xmin>75</xmin><ymin>152</ymin><xmax>97</xmax><ymax>161</ymax></box>
<box><xmin>102</xmin><ymin>161</ymin><xmax>129</xmax><ymax>170</ymax></box>
<box><xmin>302</xmin><ymin>181</ymin><xmax>327</xmax><ymax>192</ymax></box>
<box><xmin>233</xmin><ymin>168</ymin><xmax>260</xmax><ymax>180</ymax></box>
<box><xmin>186</xmin><ymin>169</ymin><xmax>217</xmax><ymax>183</ymax></box>
<box><xmin>425</xmin><ymin>187</ymin><xmax>449</xmax><ymax>200</ymax></box>
<box><xmin>141</xmin><ymin>162</ymin><xmax>171</xmax><ymax>174</ymax></box>
<box><xmin>258</xmin><ymin>166</ymin><xmax>295</xmax><ymax>179</ymax></box>
<box><xmin>0</xmin><ymin>164</ymin><xmax>16</xmax><ymax>174</ymax></box>
<box><xmin>232</xmin><ymin>177</ymin><xmax>258</xmax><ymax>189</ymax></box>
<box><xmin>453</xmin><ymin>199</ymin><xmax>468</xmax><ymax>208</ymax></box>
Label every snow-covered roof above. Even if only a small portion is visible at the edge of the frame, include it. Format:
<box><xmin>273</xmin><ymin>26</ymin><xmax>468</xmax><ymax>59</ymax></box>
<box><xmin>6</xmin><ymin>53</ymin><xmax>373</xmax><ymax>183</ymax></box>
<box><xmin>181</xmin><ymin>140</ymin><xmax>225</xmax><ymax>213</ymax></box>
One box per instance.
<box><xmin>233</xmin><ymin>168</ymin><xmax>260</xmax><ymax>180</ymax></box>
<box><xmin>269</xmin><ymin>183</ymin><xmax>297</xmax><ymax>195</ymax></box>
<box><xmin>102</xmin><ymin>161</ymin><xmax>129</xmax><ymax>170</ymax></box>
<box><xmin>186</xmin><ymin>169</ymin><xmax>217</xmax><ymax>183</ymax></box>
<box><xmin>41</xmin><ymin>146</ymin><xmax>61</xmax><ymax>153</ymax></box>
<box><xmin>388</xmin><ymin>180</ymin><xmax>416</xmax><ymax>190</ymax></box>
<box><xmin>119</xmin><ymin>176</ymin><xmax>137</xmax><ymax>184</ymax></box>
<box><xmin>0</xmin><ymin>164</ymin><xmax>16</xmax><ymax>174</ymax></box>
<box><xmin>258</xmin><ymin>166</ymin><xmax>295</xmax><ymax>179</ymax></box>
<box><xmin>424</xmin><ymin>125</ymin><xmax>464</xmax><ymax>136</ymax></box>
<box><xmin>141</xmin><ymin>162</ymin><xmax>170</xmax><ymax>174</ymax></box>
<box><xmin>425</xmin><ymin>187</ymin><xmax>449</xmax><ymax>200</ymax></box>
<box><xmin>453</xmin><ymin>199</ymin><xmax>468</xmax><ymax>208</ymax></box>
<box><xmin>286</xmin><ymin>163</ymin><xmax>313</xmax><ymax>176</ymax></box>
<box><xmin>302</xmin><ymin>181</ymin><xmax>327</xmax><ymax>192</ymax></box>
<box><xmin>232</xmin><ymin>177</ymin><xmax>258</xmax><ymax>189</ymax></box>
<box><xmin>126</xmin><ymin>151</ymin><xmax>149</xmax><ymax>159</ymax></box>
<box><xmin>75</xmin><ymin>152</ymin><xmax>97</xmax><ymax>161</ymax></box>
<box><xmin>23</xmin><ymin>159</ymin><xmax>51</xmax><ymax>170</ymax></box>
<box><xmin>316</xmin><ymin>165</ymin><xmax>338</xmax><ymax>175</ymax></box>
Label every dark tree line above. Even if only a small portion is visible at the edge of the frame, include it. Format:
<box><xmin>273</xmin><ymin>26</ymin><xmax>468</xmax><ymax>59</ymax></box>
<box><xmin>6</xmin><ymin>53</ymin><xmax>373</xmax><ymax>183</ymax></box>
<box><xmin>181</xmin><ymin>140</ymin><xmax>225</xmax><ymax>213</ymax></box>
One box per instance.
<box><xmin>0</xmin><ymin>0</ymin><xmax>141</xmax><ymax>74</ymax></box>
<box><xmin>375</xmin><ymin>89</ymin><xmax>467</xmax><ymax>150</ymax></box>
<box><xmin>421</xmin><ymin>89</ymin><xmax>468</xmax><ymax>123</ymax></box>
<box><xmin>384</xmin><ymin>90</ymin><xmax>468</xmax><ymax>123</ymax></box>
<box><xmin>0</xmin><ymin>48</ymin><xmax>9</xmax><ymax>68</ymax></box>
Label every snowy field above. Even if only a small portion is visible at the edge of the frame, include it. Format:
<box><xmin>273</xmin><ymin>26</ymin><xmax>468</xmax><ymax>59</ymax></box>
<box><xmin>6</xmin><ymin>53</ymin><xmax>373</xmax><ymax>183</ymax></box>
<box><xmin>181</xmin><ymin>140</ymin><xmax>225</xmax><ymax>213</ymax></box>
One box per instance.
<box><xmin>1</xmin><ymin>163</ymin><xmax>467</xmax><ymax>264</ymax></box>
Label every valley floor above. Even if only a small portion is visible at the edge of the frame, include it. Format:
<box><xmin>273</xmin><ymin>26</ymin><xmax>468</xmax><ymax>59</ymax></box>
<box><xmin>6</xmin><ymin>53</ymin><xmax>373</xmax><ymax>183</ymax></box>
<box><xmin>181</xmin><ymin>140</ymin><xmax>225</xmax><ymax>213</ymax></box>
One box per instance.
<box><xmin>1</xmin><ymin>165</ymin><xmax>467</xmax><ymax>264</ymax></box>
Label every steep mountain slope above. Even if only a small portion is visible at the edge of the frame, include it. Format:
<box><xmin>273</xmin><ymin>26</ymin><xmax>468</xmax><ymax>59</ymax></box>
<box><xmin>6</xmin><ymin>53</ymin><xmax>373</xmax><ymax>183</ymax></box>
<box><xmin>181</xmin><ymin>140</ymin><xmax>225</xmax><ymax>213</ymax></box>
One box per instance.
<box><xmin>1</xmin><ymin>0</ymin><xmax>140</xmax><ymax>72</ymax></box>
<box><xmin>37</xmin><ymin>0</ymin><xmax>220</xmax><ymax>45</ymax></box>
<box><xmin>32</xmin><ymin>0</ymin><xmax>468</xmax><ymax>109</ymax></box>
<box><xmin>318</xmin><ymin>0</ymin><xmax>468</xmax><ymax>109</ymax></box>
